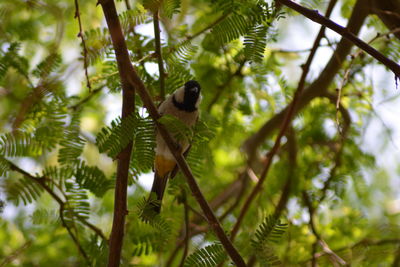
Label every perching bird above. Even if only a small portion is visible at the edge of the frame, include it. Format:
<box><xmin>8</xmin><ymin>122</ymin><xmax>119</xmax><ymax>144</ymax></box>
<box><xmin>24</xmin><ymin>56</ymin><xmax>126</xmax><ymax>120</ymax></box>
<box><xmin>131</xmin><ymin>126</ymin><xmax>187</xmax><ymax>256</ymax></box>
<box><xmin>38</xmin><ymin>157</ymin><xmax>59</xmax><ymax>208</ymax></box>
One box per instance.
<box><xmin>150</xmin><ymin>80</ymin><xmax>202</xmax><ymax>213</ymax></box>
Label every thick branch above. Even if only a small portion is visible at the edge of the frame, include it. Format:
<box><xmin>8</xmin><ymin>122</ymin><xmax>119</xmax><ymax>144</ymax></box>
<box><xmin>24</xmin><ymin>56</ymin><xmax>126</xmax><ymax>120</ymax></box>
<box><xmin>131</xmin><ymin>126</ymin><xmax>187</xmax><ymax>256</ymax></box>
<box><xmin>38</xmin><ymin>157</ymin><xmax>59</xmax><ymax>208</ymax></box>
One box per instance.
<box><xmin>242</xmin><ymin>0</ymin><xmax>368</xmax><ymax>161</ymax></box>
<box><xmin>98</xmin><ymin>1</ymin><xmax>136</xmax><ymax>266</ymax></box>
<box><xmin>231</xmin><ymin>0</ymin><xmax>339</xmax><ymax>240</ymax></box>
<box><xmin>276</xmin><ymin>0</ymin><xmax>400</xmax><ymax>77</ymax></box>
<box><xmin>99</xmin><ymin>1</ymin><xmax>245</xmax><ymax>265</ymax></box>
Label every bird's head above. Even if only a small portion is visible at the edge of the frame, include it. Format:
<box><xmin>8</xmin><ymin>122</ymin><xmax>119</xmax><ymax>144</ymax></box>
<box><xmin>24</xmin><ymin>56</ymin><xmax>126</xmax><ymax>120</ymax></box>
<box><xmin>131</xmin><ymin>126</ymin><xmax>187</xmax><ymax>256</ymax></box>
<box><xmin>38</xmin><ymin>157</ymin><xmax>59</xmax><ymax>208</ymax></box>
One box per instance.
<box><xmin>173</xmin><ymin>80</ymin><xmax>202</xmax><ymax>111</ymax></box>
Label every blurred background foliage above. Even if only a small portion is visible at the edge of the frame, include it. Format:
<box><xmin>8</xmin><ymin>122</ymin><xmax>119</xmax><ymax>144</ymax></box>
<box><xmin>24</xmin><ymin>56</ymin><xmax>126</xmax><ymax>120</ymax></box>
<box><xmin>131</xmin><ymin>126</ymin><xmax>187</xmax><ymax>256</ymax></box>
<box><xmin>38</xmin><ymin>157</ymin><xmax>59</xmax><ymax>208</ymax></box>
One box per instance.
<box><xmin>0</xmin><ymin>0</ymin><xmax>399</xmax><ymax>266</ymax></box>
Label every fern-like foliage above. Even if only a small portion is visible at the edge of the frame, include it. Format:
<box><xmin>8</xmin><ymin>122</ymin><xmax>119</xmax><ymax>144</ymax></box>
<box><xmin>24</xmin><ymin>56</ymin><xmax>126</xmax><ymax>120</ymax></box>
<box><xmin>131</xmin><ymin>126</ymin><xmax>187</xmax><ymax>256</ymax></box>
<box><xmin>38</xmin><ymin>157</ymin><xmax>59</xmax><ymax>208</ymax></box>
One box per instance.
<box><xmin>0</xmin><ymin>131</ymin><xmax>44</xmax><ymax>157</ymax></box>
<box><xmin>42</xmin><ymin>165</ymin><xmax>73</xmax><ymax>190</ymax></box>
<box><xmin>0</xmin><ymin>156</ymin><xmax>9</xmax><ymax>176</ymax></box>
<box><xmin>27</xmin><ymin>98</ymin><xmax>67</xmax><ymax>149</ymax></box>
<box><xmin>203</xmin><ymin>1</ymin><xmax>282</xmax><ymax>62</ymax></box>
<box><xmin>84</xmin><ymin>235</ymin><xmax>108</xmax><ymax>266</ymax></box>
<box><xmin>120</xmin><ymin>4</ymin><xmax>148</xmax><ymax>34</ymax></box>
<box><xmin>74</xmin><ymin>160</ymin><xmax>113</xmax><ymax>197</ymax></box>
<box><xmin>5</xmin><ymin>177</ymin><xmax>44</xmax><ymax>205</ymax></box>
<box><xmin>251</xmin><ymin>215</ymin><xmax>288</xmax><ymax>266</ymax></box>
<box><xmin>184</xmin><ymin>243</ymin><xmax>227</xmax><ymax>267</ymax></box>
<box><xmin>0</xmin><ymin>42</ymin><xmax>29</xmax><ymax>80</ymax></box>
<box><xmin>30</xmin><ymin>209</ymin><xmax>59</xmax><ymax>225</ymax></box>
<box><xmin>165</xmin><ymin>40</ymin><xmax>198</xmax><ymax>66</ymax></box>
<box><xmin>164</xmin><ymin>61</ymin><xmax>195</xmax><ymax>94</ymax></box>
<box><xmin>96</xmin><ymin>113</ymin><xmax>137</xmax><ymax>159</ymax></box>
<box><xmin>244</xmin><ymin>24</ymin><xmax>269</xmax><ymax>62</ymax></box>
<box><xmin>161</xmin><ymin>0</ymin><xmax>181</xmax><ymax>18</ymax></box>
<box><xmin>130</xmin><ymin>201</ymin><xmax>174</xmax><ymax>256</ymax></box>
<box><xmin>84</xmin><ymin>28</ymin><xmax>112</xmax><ymax>65</ymax></box>
<box><xmin>130</xmin><ymin>116</ymin><xmax>155</xmax><ymax>176</ymax></box>
<box><xmin>202</xmin><ymin>13</ymin><xmax>250</xmax><ymax>51</ymax></box>
<box><xmin>58</xmin><ymin>112</ymin><xmax>85</xmax><ymax>165</ymax></box>
<box><xmin>64</xmin><ymin>180</ymin><xmax>90</xmax><ymax>222</ymax></box>
<box><xmin>32</xmin><ymin>53</ymin><xmax>62</xmax><ymax>79</ymax></box>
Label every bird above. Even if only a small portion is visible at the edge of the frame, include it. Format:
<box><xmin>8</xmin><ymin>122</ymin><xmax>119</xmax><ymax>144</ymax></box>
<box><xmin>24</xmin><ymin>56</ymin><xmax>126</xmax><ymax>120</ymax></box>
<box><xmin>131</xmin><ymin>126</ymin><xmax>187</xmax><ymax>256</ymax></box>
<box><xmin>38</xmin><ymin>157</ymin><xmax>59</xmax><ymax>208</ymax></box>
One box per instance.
<box><xmin>149</xmin><ymin>80</ymin><xmax>202</xmax><ymax>213</ymax></box>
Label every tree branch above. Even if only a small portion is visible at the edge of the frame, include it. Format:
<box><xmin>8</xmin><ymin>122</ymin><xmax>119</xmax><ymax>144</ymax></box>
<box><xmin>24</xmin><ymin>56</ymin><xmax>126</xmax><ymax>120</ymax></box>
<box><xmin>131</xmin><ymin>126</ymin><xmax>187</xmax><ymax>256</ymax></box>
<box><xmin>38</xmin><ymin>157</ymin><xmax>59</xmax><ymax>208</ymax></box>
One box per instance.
<box><xmin>273</xmin><ymin>128</ymin><xmax>297</xmax><ymax>219</ymax></box>
<box><xmin>0</xmin><ymin>240</ymin><xmax>32</xmax><ymax>267</ymax></box>
<box><xmin>276</xmin><ymin>0</ymin><xmax>400</xmax><ymax>78</ymax></box>
<box><xmin>242</xmin><ymin>0</ymin><xmax>368</xmax><ymax>161</ymax></box>
<box><xmin>6</xmin><ymin>159</ymin><xmax>108</xmax><ymax>241</ymax></box>
<box><xmin>74</xmin><ymin>0</ymin><xmax>91</xmax><ymax>90</ymax></box>
<box><xmin>153</xmin><ymin>10</ymin><xmax>166</xmax><ymax>100</ymax></box>
<box><xmin>302</xmin><ymin>191</ymin><xmax>347</xmax><ymax>266</ymax></box>
<box><xmin>98</xmin><ymin>1</ymin><xmax>136</xmax><ymax>266</ymax></box>
<box><xmin>231</xmin><ymin>0</ymin><xmax>339</xmax><ymax>241</ymax></box>
<box><xmin>178</xmin><ymin>195</ymin><xmax>190</xmax><ymax>267</ymax></box>
<box><xmin>99</xmin><ymin>1</ymin><xmax>245</xmax><ymax>265</ymax></box>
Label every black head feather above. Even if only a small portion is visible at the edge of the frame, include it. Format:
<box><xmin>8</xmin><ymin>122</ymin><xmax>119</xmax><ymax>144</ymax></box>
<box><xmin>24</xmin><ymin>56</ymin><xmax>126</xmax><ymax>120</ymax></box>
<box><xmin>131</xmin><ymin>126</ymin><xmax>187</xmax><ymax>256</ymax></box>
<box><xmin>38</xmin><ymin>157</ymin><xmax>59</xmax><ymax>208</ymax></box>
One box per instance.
<box><xmin>173</xmin><ymin>80</ymin><xmax>201</xmax><ymax>112</ymax></box>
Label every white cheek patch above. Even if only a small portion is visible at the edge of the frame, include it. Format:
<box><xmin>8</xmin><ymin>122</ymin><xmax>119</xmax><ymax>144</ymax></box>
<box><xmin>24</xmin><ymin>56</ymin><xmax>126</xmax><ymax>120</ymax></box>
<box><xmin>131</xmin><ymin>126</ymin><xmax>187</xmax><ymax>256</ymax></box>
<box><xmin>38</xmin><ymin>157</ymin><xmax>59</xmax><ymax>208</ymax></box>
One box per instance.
<box><xmin>174</xmin><ymin>87</ymin><xmax>185</xmax><ymax>103</ymax></box>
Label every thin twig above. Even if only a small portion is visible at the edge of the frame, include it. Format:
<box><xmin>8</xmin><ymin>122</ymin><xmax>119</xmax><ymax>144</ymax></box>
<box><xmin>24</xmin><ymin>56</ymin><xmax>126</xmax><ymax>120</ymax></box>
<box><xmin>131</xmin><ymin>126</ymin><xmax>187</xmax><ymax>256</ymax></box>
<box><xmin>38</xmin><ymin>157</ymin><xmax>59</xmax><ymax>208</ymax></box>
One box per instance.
<box><xmin>124</xmin><ymin>0</ymin><xmax>131</xmax><ymax>10</ymax></box>
<box><xmin>69</xmin><ymin>85</ymin><xmax>104</xmax><ymax>110</ymax></box>
<box><xmin>320</xmin><ymin>94</ymin><xmax>351</xmax><ymax>203</ymax></box>
<box><xmin>273</xmin><ymin>129</ymin><xmax>297</xmax><ymax>219</ymax></box>
<box><xmin>0</xmin><ymin>240</ymin><xmax>32</xmax><ymax>267</ymax></box>
<box><xmin>74</xmin><ymin>0</ymin><xmax>91</xmax><ymax>91</ymax></box>
<box><xmin>6</xmin><ymin>159</ymin><xmax>108</xmax><ymax>241</ymax></box>
<box><xmin>231</xmin><ymin>0</ymin><xmax>338</xmax><ymax>241</ymax></box>
<box><xmin>335</xmin><ymin>27</ymin><xmax>400</xmax><ymax>134</ymax></box>
<box><xmin>303</xmin><ymin>191</ymin><xmax>347</xmax><ymax>266</ymax></box>
<box><xmin>153</xmin><ymin>10</ymin><xmax>166</xmax><ymax>100</ymax></box>
<box><xmin>271</xmin><ymin>43</ymin><xmax>338</xmax><ymax>54</ymax></box>
<box><xmin>186</xmin><ymin>14</ymin><xmax>229</xmax><ymax>42</ymax></box>
<box><xmin>59</xmin><ymin>206</ymin><xmax>91</xmax><ymax>264</ymax></box>
<box><xmin>335</xmin><ymin>68</ymin><xmax>350</xmax><ymax>133</ymax></box>
<box><xmin>179</xmin><ymin>196</ymin><xmax>190</xmax><ymax>267</ymax></box>
<box><xmin>276</xmin><ymin>0</ymin><xmax>400</xmax><ymax>78</ymax></box>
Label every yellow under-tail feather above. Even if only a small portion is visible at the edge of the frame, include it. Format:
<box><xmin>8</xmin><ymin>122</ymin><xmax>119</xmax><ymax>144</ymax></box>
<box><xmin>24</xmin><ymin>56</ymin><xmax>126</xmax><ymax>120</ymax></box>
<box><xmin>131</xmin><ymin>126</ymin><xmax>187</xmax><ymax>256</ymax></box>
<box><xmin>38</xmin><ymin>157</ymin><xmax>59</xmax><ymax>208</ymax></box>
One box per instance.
<box><xmin>155</xmin><ymin>155</ymin><xmax>176</xmax><ymax>177</ymax></box>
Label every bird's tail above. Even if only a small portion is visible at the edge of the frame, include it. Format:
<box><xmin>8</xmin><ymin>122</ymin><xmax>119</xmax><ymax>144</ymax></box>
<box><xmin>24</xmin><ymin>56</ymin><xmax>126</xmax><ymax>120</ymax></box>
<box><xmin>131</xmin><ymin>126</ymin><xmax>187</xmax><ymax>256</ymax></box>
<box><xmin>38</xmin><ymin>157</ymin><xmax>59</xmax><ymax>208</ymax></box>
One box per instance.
<box><xmin>149</xmin><ymin>172</ymin><xmax>169</xmax><ymax>213</ymax></box>
<box><xmin>148</xmin><ymin>155</ymin><xmax>176</xmax><ymax>213</ymax></box>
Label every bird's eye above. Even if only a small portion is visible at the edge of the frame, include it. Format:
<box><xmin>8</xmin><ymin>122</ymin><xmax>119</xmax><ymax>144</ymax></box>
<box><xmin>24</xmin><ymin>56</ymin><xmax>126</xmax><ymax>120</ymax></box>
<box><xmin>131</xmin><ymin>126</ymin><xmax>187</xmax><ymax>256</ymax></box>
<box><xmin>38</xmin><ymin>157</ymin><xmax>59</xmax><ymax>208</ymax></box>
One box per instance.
<box><xmin>190</xmin><ymin>87</ymin><xmax>198</xmax><ymax>93</ymax></box>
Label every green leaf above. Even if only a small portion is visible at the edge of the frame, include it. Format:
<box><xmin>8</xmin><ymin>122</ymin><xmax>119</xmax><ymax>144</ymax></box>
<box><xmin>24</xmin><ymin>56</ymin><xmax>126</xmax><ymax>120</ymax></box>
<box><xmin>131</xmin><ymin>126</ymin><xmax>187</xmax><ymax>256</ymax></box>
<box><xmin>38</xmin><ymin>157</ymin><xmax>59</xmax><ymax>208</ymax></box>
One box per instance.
<box><xmin>6</xmin><ymin>177</ymin><xmax>44</xmax><ymax>205</ymax></box>
<box><xmin>251</xmin><ymin>215</ymin><xmax>287</xmax><ymax>266</ymax></box>
<box><xmin>32</xmin><ymin>53</ymin><xmax>62</xmax><ymax>78</ymax></box>
<box><xmin>30</xmin><ymin>209</ymin><xmax>59</xmax><ymax>225</ymax></box>
<box><xmin>0</xmin><ymin>131</ymin><xmax>44</xmax><ymax>157</ymax></box>
<box><xmin>130</xmin><ymin>116</ymin><xmax>155</xmax><ymax>176</ymax></box>
<box><xmin>64</xmin><ymin>181</ymin><xmax>90</xmax><ymax>222</ymax></box>
<box><xmin>184</xmin><ymin>243</ymin><xmax>227</xmax><ymax>267</ymax></box>
<box><xmin>58</xmin><ymin>112</ymin><xmax>85</xmax><ymax>165</ymax></box>
<box><xmin>74</xmin><ymin>160</ymin><xmax>114</xmax><ymax>197</ymax></box>
<box><xmin>96</xmin><ymin>113</ymin><xmax>137</xmax><ymax>157</ymax></box>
